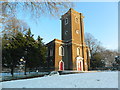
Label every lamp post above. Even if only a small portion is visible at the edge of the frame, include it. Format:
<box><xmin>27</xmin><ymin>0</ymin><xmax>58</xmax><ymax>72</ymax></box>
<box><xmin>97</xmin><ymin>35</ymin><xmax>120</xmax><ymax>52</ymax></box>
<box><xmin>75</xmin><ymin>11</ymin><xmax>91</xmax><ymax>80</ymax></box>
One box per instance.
<box><xmin>19</xmin><ymin>58</ymin><xmax>23</xmax><ymax>72</ymax></box>
<box><xmin>20</xmin><ymin>57</ymin><xmax>26</xmax><ymax>75</ymax></box>
<box><xmin>24</xmin><ymin>49</ymin><xmax>28</xmax><ymax>75</ymax></box>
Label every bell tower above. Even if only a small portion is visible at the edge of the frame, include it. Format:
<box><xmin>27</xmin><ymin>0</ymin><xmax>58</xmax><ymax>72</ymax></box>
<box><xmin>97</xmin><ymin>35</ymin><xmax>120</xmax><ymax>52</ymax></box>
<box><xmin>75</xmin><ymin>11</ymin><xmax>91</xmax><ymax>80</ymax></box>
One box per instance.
<box><xmin>60</xmin><ymin>8</ymin><xmax>89</xmax><ymax>71</ymax></box>
<box><xmin>61</xmin><ymin>8</ymin><xmax>85</xmax><ymax>44</ymax></box>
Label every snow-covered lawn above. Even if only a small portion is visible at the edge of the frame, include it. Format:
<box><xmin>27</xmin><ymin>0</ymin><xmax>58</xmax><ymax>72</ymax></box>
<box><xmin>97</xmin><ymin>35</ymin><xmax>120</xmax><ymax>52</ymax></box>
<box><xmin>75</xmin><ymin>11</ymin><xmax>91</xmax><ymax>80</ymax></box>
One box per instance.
<box><xmin>1</xmin><ymin>71</ymin><xmax>118</xmax><ymax>88</ymax></box>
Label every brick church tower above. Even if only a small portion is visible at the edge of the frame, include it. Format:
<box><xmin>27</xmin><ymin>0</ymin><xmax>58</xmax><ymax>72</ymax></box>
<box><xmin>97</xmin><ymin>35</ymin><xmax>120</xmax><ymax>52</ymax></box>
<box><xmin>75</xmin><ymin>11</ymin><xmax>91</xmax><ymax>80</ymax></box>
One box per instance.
<box><xmin>46</xmin><ymin>8</ymin><xmax>90</xmax><ymax>71</ymax></box>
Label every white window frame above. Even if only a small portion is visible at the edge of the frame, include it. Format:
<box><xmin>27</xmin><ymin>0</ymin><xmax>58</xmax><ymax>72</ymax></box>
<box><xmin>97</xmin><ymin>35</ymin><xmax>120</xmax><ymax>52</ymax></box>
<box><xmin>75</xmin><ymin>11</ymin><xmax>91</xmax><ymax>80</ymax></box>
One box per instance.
<box><xmin>88</xmin><ymin>49</ymin><xmax>91</xmax><ymax>59</ymax></box>
<box><xmin>59</xmin><ymin>46</ymin><xmax>64</xmax><ymax>56</ymax></box>
<box><xmin>76</xmin><ymin>30</ymin><xmax>80</xmax><ymax>34</ymax></box>
<box><xmin>50</xmin><ymin>48</ymin><xmax>53</xmax><ymax>56</ymax></box>
<box><xmin>65</xmin><ymin>18</ymin><xmax>68</xmax><ymax>25</ymax></box>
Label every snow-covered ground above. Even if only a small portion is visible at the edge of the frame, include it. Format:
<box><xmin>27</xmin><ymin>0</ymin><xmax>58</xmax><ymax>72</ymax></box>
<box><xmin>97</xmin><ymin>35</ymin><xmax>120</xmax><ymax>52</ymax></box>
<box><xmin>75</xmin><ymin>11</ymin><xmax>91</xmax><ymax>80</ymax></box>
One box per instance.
<box><xmin>1</xmin><ymin>71</ymin><xmax>118</xmax><ymax>88</ymax></box>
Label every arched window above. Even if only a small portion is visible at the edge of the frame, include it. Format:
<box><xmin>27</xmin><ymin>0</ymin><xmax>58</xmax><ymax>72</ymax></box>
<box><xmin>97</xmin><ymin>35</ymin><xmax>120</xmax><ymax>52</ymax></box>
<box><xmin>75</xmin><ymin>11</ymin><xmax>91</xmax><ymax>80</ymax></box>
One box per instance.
<box><xmin>65</xmin><ymin>18</ymin><xmax>68</xmax><ymax>25</ymax></box>
<box><xmin>50</xmin><ymin>48</ymin><xmax>53</xmax><ymax>56</ymax></box>
<box><xmin>88</xmin><ymin>49</ymin><xmax>91</xmax><ymax>58</ymax></box>
<box><xmin>77</xmin><ymin>47</ymin><xmax>80</xmax><ymax>56</ymax></box>
<box><xmin>59</xmin><ymin>46</ymin><xmax>64</xmax><ymax>56</ymax></box>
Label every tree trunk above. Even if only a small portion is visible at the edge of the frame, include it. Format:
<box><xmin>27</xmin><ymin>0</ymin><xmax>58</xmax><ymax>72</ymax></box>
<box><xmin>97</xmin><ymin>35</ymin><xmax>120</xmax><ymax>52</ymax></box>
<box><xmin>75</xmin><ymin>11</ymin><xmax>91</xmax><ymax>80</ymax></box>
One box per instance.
<box><xmin>11</xmin><ymin>65</ymin><xmax>14</xmax><ymax>77</ymax></box>
<box><xmin>24</xmin><ymin>63</ymin><xmax>27</xmax><ymax>75</ymax></box>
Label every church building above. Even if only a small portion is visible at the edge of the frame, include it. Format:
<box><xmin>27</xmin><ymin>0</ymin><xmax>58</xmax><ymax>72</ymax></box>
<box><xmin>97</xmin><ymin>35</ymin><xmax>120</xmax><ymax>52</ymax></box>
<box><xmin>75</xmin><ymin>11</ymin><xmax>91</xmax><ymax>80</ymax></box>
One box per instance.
<box><xmin>46</xmin><ymin>8</ymin><xmax>90</xmax><ymax>71</ymax></box>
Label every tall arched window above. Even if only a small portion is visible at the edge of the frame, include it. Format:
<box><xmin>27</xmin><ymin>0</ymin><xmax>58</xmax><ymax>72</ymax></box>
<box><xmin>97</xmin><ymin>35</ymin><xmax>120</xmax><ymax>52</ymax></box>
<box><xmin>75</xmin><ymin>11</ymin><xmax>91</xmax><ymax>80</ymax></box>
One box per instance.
<box><xmin>77</xmin><ymin>47</ymin><xmax>80</xmax><ymax>56</ymax></box>
<box><xmin>88</xmin><ymin>49</ymin><xmax>91</xmax><ymax>58</ymax></box>
<box><xmin>50</xmin><ymin>48</ymin><xmax>53</xmax><ymax>56</ymax></box>
<box><xmin>59</xmin><ymin>46</ymin><xmax>64</xmax><ymax>56</ymax></box>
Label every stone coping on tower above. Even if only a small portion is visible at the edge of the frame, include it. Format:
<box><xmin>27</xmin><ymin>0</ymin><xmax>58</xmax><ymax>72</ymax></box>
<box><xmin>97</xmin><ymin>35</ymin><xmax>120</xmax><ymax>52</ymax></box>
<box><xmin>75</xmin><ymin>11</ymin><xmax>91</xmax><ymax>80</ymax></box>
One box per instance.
<box><xmin>61</xmin><ymin>8</ymin><xmax>83</xmax><ymax>20</ymax></box>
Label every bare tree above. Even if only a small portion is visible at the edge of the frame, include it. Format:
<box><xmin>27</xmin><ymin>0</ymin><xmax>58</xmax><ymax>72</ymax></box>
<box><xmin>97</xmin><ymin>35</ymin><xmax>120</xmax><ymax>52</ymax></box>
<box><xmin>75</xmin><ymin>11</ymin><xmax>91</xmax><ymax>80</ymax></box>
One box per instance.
<box><xmin>1</xmin><ymin>1</ymin><xmax>72</xmax><ymax>18</ymax></box>
<box><xmin>85</xmin><ymin>32</ymin><xmax>102</xmax><ymax>58</ymax></box>
<box><xmin>1</xmin><ymin>1</ymin><xmax>72</xmax><ymax>35</ymax></box>
<box><xmin>85</xmin><ymin>32</ymin><xmax>120</xmax><ymax>68</ymax></box>
<box><xmin>1</xmin><ymin>15</ymin><xmax>29</xmax><ymax>37</ymax></box>
<box><xmin>101</xmin><ymin>50</ymin><xmax>118</xmax><ymax>67</ymax></box>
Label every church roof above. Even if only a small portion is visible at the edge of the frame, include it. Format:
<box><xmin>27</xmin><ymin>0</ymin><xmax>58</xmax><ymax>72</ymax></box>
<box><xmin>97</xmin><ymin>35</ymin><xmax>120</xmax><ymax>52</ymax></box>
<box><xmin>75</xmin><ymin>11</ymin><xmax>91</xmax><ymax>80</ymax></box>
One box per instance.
<box><xmin>46</xmin><ymin>39</ymin><xmax>63</xmax><ymax>46</ymax></box>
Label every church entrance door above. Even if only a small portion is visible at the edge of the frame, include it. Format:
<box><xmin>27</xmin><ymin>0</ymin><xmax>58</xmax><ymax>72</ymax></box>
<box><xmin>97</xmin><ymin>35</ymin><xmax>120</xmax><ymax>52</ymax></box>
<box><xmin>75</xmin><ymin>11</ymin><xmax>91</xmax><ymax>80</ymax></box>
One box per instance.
<box><xmin>77</xmin><ymin>61</ymin><xmax>83</xmax><ymax>71</ymax></box>
<box><xmin>76</xmin><ymin>57</ymin><xmax>83</xmax><ymax>71</ymax></box>
<box><xmin>59</xmin><ymin>60</ymin><xmax>64</xmax><ymax>71</ymax></box>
